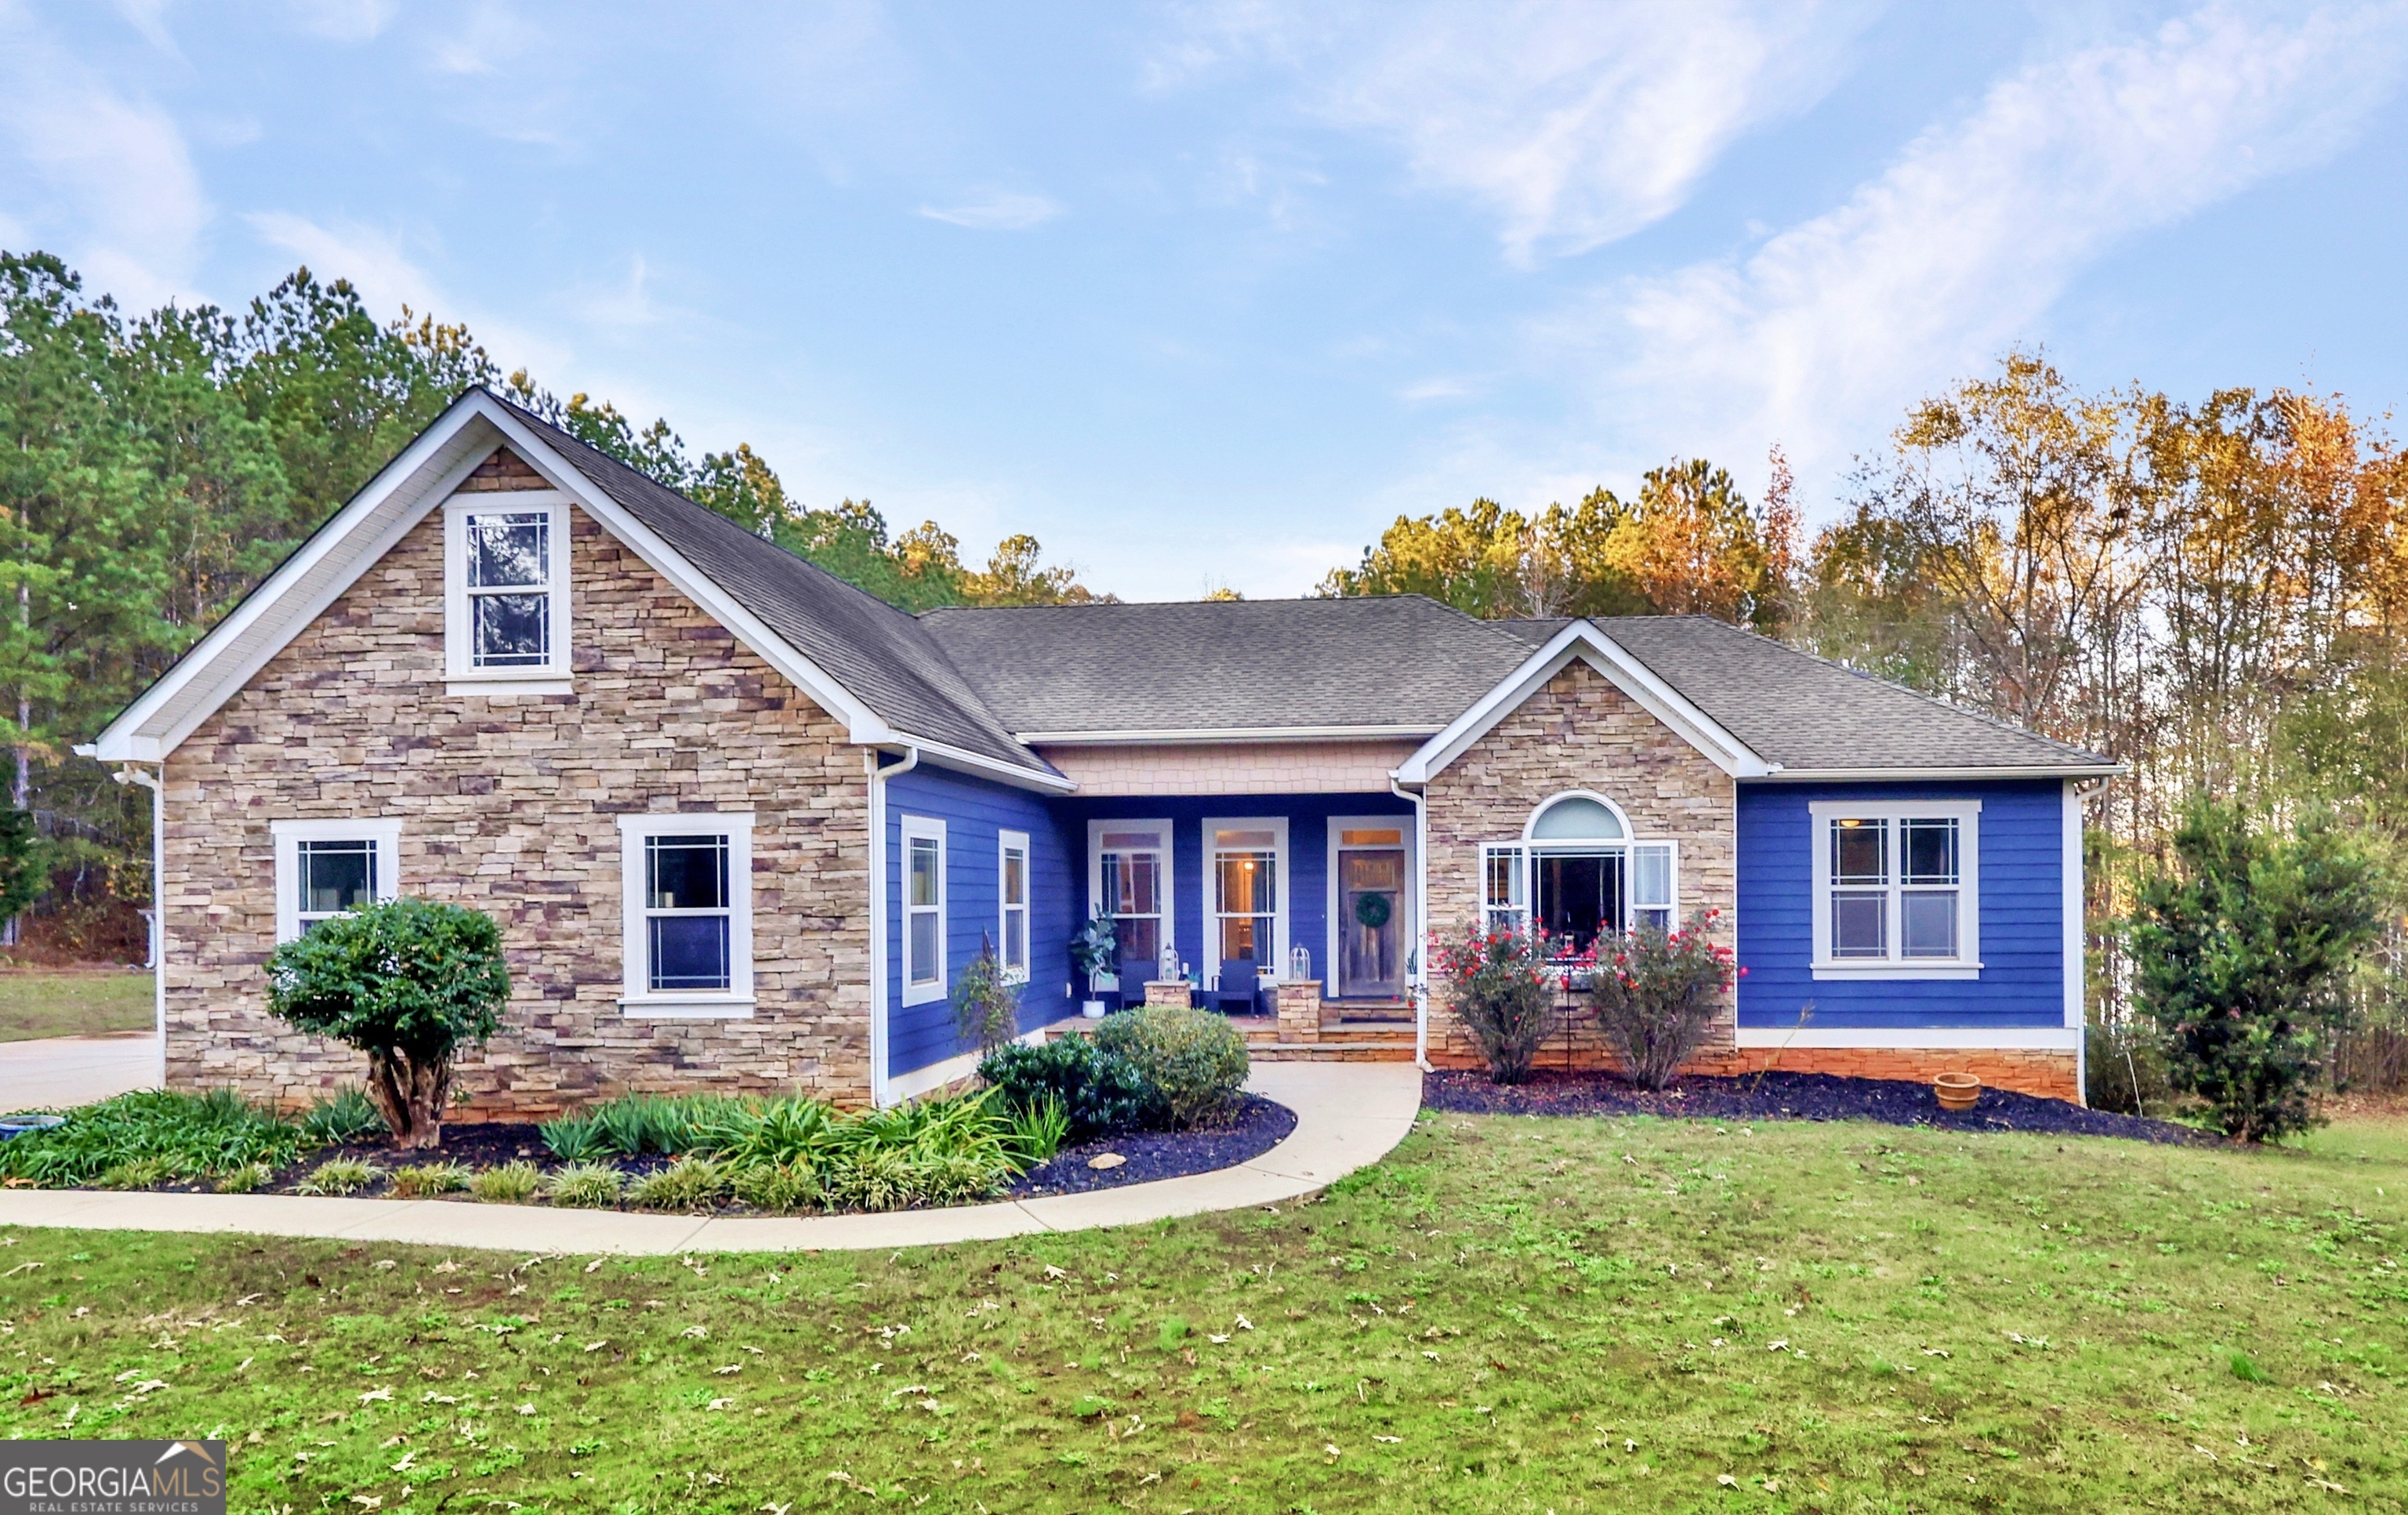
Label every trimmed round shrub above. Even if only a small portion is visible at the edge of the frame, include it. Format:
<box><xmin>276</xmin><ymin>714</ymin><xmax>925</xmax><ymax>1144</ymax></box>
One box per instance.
<box><xmin>979</xmin><ymin>1036</ymin><xmax>1163</xmax><ymax>1140</ymax></box>
<box><xmin>1092</xmin><ymin>1006</ymin><xmax>1249</xmax><ymax>1129</ymax></box>
<box><xmin>267</xmin><ymin>897</ymin><xmax>510</xmax><ymax>1149</ymax></box>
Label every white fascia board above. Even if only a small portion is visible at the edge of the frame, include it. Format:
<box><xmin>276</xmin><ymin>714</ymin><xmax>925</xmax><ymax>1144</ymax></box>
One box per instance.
<box><xmin>1733</xmin><ymin>1026</ymin><xmax>2082</xmax><ymax>1051</ymax></box>
<box><xmin>1017</xmin><ymin>724</ymin><xmax>1442</xmax><ymax>745</ymax></box>
<box><xmin>91</xmin><ymin>396</ymin><xmax>502</xmax><ymax>763</ymax></box>
<box><xmin>470</xmin><ymin>398</ymin><xmax>898</xmax><ymax>746</ymax></box>
<box><xmin>1748</xmin><ymin>764</ymin><xmax>2126</xmax><ymax>782</ymax></box>
<box><xmin>906</xmin><ymin>735</ymin><xmax>1076</xmax><ymax>793</ymax></box>
<box><xmin>1394</xmin><ymin>621</ymin><xmax>1771</xmax><ymax>785</ymax></box>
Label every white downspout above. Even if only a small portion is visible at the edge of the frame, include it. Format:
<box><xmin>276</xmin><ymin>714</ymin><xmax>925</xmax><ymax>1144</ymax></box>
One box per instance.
<box><xmin>114</xmin><ymin>764</ymin><xmax>167</xmax><ymax>1090</ymax></box>
<box><xmin>1391</xmin><ymin>776</ymin><xmax>1430</xmax><ymax>1071</ymax></box>
<box><xmin>867</xmin><ymin>745</ymin><xmax>919</xmax><ymax>1108</ymax></box>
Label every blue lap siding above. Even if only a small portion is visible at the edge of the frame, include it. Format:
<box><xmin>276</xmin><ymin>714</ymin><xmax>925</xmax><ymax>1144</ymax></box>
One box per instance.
<box><xmin>1054</xmin><ymin>794</ymin><xmax>1416</xmax><ymax>996</ymax></box>
<box><xmin>884</xmin><ymin>767</ymin><xmax>1079</xmax><ymax>1079</ymax></box>
<box><xmin>1735</xmin><ymin>778</ymin><xmax>2066</xmax><ymax>1031</ymax></box>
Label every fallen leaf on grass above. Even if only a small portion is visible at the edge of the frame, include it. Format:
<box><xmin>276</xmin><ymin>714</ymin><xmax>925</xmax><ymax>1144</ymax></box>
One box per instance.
<box><xmin>1374</xmin><ymin>1436</ymin><xmax>1402</xmax><ymax>1444</ymax></box>
<box><xmin>1717</xmin><ymin>1474</ymin><xmax>1738</xmax><ymax>1488</ymax></box>
<box><xmin>714</xmin><ymin>1365</ymin><xmax>742</xmax><ymax>1375</ymax></box>
<box><xmin>357</xmin><ymin>1386</ymin><xmax>393</xmax><ymax>1405</ymax></box>
<box><xmin>706</xmin><ymin>1397</ymin><xmax>734</xmax><ymax>1411</ymax></box>
<box><xmin>583</xmin><ymin>1341</ymin><xmax>607</xmax><ymax>1353</ymax></box>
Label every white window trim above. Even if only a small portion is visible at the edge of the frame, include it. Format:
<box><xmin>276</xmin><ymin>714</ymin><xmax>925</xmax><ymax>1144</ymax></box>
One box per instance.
<box><xmin>1086</xmin><ymin>817</ymin><xmax>1175</xmax><ymax>981</ymax></box>
<box><xmin>444</xmin><ymin>492</ymin><xmax>573</xmax><ymax>694</ymax></box>
<box><xmin>617</xmin><ymin>811</ymin><xmax>754</xmax><ymax>1016</ymax></box>
<box><xmin>998</xmin><ymin>828</ymin><xmax>1031</xmax><ymax>986</ymax></box>
<box><xmin>901</xmin><ymin>814</ymin><xmax>948</xmax><ymax>1007</ymax></box>
<box><xmin>270</xmin><ymin>817</ymin><xmax>401</xmax><ymax>944</ymax></box>
<box><xmin>1479</xmin><ymin>842</ymin><xmax>1529</xmax><ymax>938</ymax></box>
<box><xmin>1325</xmin><ymin>814</ymin><xmax>1416</xmax><ymax>998</ymax></box>
<box><xmin>1522</xmin><ymin>789</ymin><xmax>1631</xmax><ymax>843</ymax></box>
<box><xmin>1808</xmin><ymin>799</ymin><xmax>1982</xmax><ymax>980</ymax></box>
<box><xmin>1203</xmin><ymin>815</ymin><xmax>1288</xmax><ymax>988</ymax></box>
<box><xmin>1631</xmin><ymin>839</ymin><xmax>1679</xmax><ymax>931</ymax></box>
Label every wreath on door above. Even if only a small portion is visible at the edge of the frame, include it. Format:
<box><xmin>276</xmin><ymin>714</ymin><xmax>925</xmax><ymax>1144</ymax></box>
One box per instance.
<box><xmin>1353</xmin><ymin>892</ymin><xmax>1394</xmax><ymax>930</ymax></box>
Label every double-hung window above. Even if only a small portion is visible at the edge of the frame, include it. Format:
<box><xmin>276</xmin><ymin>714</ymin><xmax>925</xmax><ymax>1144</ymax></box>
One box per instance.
<box><xmin>271</xmin><ymin>818</ymin><xmax>401</xmax><ymax>943</ymax></box>
<box><xmin>444</xmin><ymin>495</ymin><xmax>571</xmax><ymax>687</ymax></box>
<box><xmin>1481</xmin><ymin>845</ymin><xmax>1528</xmax><ymax>937</ymax></box>
<box><xmin>901</xmin><ymin>816</ymin><xmax>947</xmax><ymax>1006</ymax></box>
<box><xmin>998</xmin><ymin>830</ymin><xmax>1031</xmax><ymax>985</ymax></box>
<box><xmin>1808</xmin><ymin>800</ymin><xmax>1980</xmax><ymax>977</ymax></box>
<box><xmin>618</xmin><ymin>813</ymin><xmax>753</xmax><ymax>1013</ymax></box>
<box><xmin>1089</xmin><ymin>821</ymin><xmax>1170</xmax><ymax>982</ymax></box>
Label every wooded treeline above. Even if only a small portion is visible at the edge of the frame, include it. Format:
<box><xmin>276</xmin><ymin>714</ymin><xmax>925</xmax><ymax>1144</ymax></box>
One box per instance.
<box><xmin>0</xmin><ymin>253</ymin><xmax>1101</xmax><ymax>957</ymax></box>
<box><xmin>5</xmin><ymin>254</ymin><xmax>2403</xmax><ymax>1096</ymax></box>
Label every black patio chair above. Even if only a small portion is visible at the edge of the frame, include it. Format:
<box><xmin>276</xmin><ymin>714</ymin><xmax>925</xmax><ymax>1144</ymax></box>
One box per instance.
<box><xmin>1115</xmin><ymin>962</ymin><xmax>1152</xmax><ymax>1010</ymax></box>
<box><xmin>1212</xmin><ymin>958</ymin><xmax>1260</xmax><ymax>1016</ymax></box>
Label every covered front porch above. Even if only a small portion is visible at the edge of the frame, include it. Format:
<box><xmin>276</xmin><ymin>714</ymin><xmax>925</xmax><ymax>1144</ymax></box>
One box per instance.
<box><xmin>1051</xmin><ymin>793</ymin><xmax>1420</xmax><ymax>1030</ymax></box>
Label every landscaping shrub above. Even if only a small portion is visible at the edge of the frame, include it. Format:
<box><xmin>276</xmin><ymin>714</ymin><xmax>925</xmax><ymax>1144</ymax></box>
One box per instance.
<box><xmin>951</xmin><ymin>933</ymin><xmax>1021</xmax><ymax>1053</ymax></box>
<box><xmin>471</xmin><ymin>1161</ymin><xmax>540</xmax><ymax>1203</ymax></box>
<box><xmin>389</xmin><ymin>1161</ymin><xmax>471</xmax><ymax>1198</ymax></box>
<box><xmin>1093</xmin><ymin>1006</ymin><xmax>1249</xmax><ymax>1128</ymax></box>
<box><xmin>589</xmin><ymin>1093</ymin><xmax>725</xmax><ymax>1157</ymax></box>
<box><xmin>1001</xmin><ymin>1093</ymin><xmax>1070</xmax><ymax>1167</ymax></box>
<box><xmin>626</xmin><ymin>1157</ymin><xmax>728</xmax><ymax>1211</ymax></box>
<box><xmin>821</xmin><ymin>1147</ymin><xmax>1007</xmax><ymax>1212</ymax></box>
<box><xmin>730</xmin><ymin>1160</ymin><xmax>821</xmax><ymax>1213</ymax></box>
<box><xmin>1431</xmin><ymin>925</ymin><xmax>1558</xmax><ymax>1084</ymax></box>
<box><xmin>296</xmin><ymin>1157</ymin><xmax>379</xmax><ymax>1195</ymax></box>
<box><xmin>2084</xmin><ymin>1014</ymin><xmax>2179</xmax><ymax>1117</ymax></box>
<box><xmin>978</xmin><ymin>1036</ymin><xmax>1162</xmax><ymax>1140</ymax></box>
<box><xmin>545</xmin><ymin>1163</ymin><xmax>624</xmax><ymax>1208</ymax></box>
<box><xmin>686</xmin><ymin>1096</ymin><xmax>840</xmax><ymax>1167</ymax></box>
<box><xmin>539</xmin><ymin>1113</ymin><xmax>612</xmax><ymax>1162</ymax></box>
<box><xmin>2127</xmin><ymin>799</ymin><xmax>2386</xmax><ymax>1141</ymax></box>
<box><xmin>1587</xmin><ymin>910</ymin><xmax>1739</xmax><ymax>1089</ymax></box>
<box><xmin>299</xmin><ymin>1086</ymin><xmax>386</xmax><ymax>1145</ymax></box>
<box><xmin>216</xmin><ymin>1162</ymin><xmax>271</xmax><ymax>1194</ymax></box>
<box><xmin>267</xmin><ymin>897</ymin><xmax>510</xmax><ymax>1148</ymax></box>
<box><xmin>0</xmin><ymin>1089</ymin><xmax>304</xmax><ymax>1185</ymax></box>
<box><xmin>98</xmin><ymin>1157</ymin><xmax>170</xmax><ymax>1190</ymax></box>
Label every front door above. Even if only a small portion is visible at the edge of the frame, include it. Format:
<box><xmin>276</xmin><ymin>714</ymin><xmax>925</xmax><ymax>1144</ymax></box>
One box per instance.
<box><xmin>1337</xmin><ymin>848</ymin><xmax>1407</xmax><ymax>999</ymax></box>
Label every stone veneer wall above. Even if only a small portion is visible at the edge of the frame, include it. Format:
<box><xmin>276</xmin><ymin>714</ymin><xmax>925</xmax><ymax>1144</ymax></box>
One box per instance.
<box><xmin>161</xmin><ymin>454</ymin><xmax>873</xmax><ymax>1115</ymax></box>
<box><xmin>1422</xmin><ymin>659</ymin><xmax>1744</xmax><ymax>1076</ymax></box>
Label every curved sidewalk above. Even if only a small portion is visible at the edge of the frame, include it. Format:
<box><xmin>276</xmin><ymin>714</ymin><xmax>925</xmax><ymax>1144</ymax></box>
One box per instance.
<box><xmin>0</xmin><ymin>1061</ymin><xmax>1422</xmax><ymax>1256</ymax></box>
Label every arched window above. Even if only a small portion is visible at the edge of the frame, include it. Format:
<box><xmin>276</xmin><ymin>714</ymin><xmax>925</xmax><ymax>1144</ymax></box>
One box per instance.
<box><xmin>1481</xmin><ymin>792</ymin><xmax>1675</xmax><ymax>952</ymax></box>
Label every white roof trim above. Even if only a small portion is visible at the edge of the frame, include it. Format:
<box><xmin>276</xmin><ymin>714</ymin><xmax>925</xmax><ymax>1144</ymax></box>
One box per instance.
<box><xmin>1019</xmin><ymin>724</ymin><xmax>1439</xmax><ymax>746</ymax></box>
<box><xmin>1393</xmin><ymin>621</ymin><xmax>1772</xmax><ymax>784</ymax></box>
<box><xmin>1749</xmin><ymin>764</ymin><xmax>2124</xmax><ymax>781</ymax></box>
<box><xmin>92</xmin><ymin>390</ymin><xmax>1061</xmax><ymax>791</ymax></box>
<box><xmin>906</xmin><ymin>736</ymin><xmax>1076</xmax><ymax>794</ymax></box>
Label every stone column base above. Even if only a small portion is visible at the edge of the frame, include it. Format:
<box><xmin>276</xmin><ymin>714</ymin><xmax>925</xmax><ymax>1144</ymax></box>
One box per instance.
<box><xmin>1144</xmin><ymin>980</ymin><xmax>1192</xmax><ymax>1009</ymax></box>
<box><xmin>1275</xmin><ymin>980</ymin><xmax>1322</xmax><ymax>1042</ymax></box>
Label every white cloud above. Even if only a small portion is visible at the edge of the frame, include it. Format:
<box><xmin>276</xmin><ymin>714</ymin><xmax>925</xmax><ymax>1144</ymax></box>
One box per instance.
<box><xmin>916</xmin><ymin>190</ymin><xmax>1064</xmax><ymax>230</ymax></box>
<box><xmin>284</xmin><ymin>0</ymin><xmax>396</xmax><ymax>45</ymax></box>
<box><xmin>0</xmin><ymin>7</ymin><xmax>209</xmax><ymax>309</ymax></box>
<box><xmin>1157</xmin><ymin>0</ymin><xmax>1871</xmax><ymax>263</ymax></box>
<box><xmin>1552</xmin><ymin>2</ymin><xmax>2408</xmax><ymax>491</ymax></box>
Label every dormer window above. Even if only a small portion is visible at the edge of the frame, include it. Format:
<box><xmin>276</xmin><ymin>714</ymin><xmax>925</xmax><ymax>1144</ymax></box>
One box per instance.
<box><xmin>444</xmin><ymin>495</ymin><xmax>571</xmax><ymax>690</ymax></box>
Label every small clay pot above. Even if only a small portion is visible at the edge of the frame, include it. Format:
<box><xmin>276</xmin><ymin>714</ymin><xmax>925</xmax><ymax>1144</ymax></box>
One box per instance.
<box><xmin>1934</xmin><ymin>1072</ymin><xmax>1982</xmax><ymax>1111</ymax></box>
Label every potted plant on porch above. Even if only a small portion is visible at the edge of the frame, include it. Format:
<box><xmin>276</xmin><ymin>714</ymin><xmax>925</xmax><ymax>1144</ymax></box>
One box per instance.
<box><xmin>1072</xmin><ymin>910</ymin><xmax>1118</xmax><ymax>1019</ymax></box>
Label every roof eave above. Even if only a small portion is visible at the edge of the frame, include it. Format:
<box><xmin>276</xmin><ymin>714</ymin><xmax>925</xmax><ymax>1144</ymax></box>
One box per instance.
<box><xmin>1020</xmin><ymin>723</ymin><xmax>1442</xmax><ymax>746</ymax></box>
<box><xmin>1743</xmin><ymin>763</ymin><xmax>2126</xmax><ymax>781</ymax></box>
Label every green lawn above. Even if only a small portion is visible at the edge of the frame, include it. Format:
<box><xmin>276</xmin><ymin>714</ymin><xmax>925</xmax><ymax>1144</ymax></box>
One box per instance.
<box><xmin>0</xmin><ymin>1109</ymin><xmax>2401</xmax><ymax>1513</ymax></box>
<box><xmin>0</xmin><ymin>970</ymin><xmax>151</xmax><ymax>1042</ymax></box>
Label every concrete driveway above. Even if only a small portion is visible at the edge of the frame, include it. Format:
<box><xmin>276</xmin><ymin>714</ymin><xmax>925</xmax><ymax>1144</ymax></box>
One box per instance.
<box><xmin>0</xmin><ymin>1032</ymin><xmax>160</xmax><ymax>1111</ymax></box>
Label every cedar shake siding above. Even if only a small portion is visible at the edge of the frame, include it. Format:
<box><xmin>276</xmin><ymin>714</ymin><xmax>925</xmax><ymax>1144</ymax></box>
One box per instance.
<box><xmin>161</xmin><ymin>487</ymin><xmax>874</xmax><ymax>1116</ymax></box>
<box><xmin>1422</xmin><ymin>659</ymin><xmax>1743</xmax><ymax>1076</ymax></box>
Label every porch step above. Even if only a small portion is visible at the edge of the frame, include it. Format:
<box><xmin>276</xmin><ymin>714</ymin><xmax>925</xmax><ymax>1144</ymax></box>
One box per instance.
<box><xmin>1247</xmin><ymin>1038</ymin><xmax>1419</xmax><ymax>1063</ymax></box>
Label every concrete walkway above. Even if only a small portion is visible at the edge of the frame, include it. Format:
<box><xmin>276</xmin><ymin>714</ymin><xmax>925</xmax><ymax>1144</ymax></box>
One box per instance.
<box><xmin>0</xmin><ymin>1061</ymin><xmax>1422</xmax><ymax>1256</ymax></box>
<box><xmin>0</xmin><ymin>1031</ymin><xmax>159</xmax><ymax>1111</ymax></box>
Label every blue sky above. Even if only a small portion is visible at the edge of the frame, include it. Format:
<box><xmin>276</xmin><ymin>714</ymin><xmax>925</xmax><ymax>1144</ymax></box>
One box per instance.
<box><xmin>4</xmin><ymin>2</ymin><xmax>2407</xmax><ymax>600</ymax></box>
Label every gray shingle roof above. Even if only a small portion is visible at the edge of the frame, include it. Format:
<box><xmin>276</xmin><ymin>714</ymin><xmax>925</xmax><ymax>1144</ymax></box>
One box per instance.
<box><xmin>502</xmin><ymin>395</ymin><xmax>2108</xmax><ymax>776</ymax></box>
<box><xmin>1592</xmin><ymin>616</ymin><xmax>2115</xmax><ymax>773</ymax></box>
<box><xmin>495</xmin><ymin>396</ymin><xmax>1052</xmax><ymax>775</ymax></box>
<box><xmin>918</xmin><ymin>596</ymin><xmax>1539</xmax><ymax>735</ymax></box>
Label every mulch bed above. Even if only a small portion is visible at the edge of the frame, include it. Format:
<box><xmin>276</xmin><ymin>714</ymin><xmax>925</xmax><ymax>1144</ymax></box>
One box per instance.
<box><xmin>140</xmin><ymin>1096</ymin><xmax>1302</xmax><ymax>1209</ymax></box>
<box><xmin>1006</xmin><ymin>1093</ymin><xmax>1297</xmax><ymax>1198</ymax></box>
<box><xmin>1423</xmin><ymin>1069</ymin><xmax>2209</xmax><ymax>1145</ymax></box>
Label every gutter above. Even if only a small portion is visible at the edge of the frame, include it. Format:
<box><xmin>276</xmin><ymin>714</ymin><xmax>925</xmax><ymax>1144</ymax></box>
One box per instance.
<box><xmin>866</xmin><ymin>745</ymin><xmax>920</xmax><ymax>1108</ymax></box>
<box><xmin>1390</xmin><ymin>775</ymin><xmax>1431</xmax><ymax>1072</ymax></box>
<box><xmin>107</xmin><ymin>759</ymin><xmax>168</xmax><ymax>1092</ymax></box>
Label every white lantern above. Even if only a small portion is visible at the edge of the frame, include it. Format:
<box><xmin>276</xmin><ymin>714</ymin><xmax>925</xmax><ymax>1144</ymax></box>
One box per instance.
<box><xmin>1289</xmin><ymin>944</ymin><xmax>1312</xmax><ymax>982</ymax></box>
